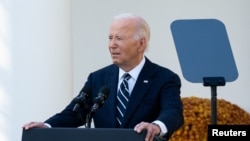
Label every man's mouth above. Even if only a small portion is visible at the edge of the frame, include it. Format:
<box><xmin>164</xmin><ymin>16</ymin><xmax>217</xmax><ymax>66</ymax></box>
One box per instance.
<box><xmin>112</xmin><ymin>52</ymin><xmax>120</xmax><ymax>56</ymax></box>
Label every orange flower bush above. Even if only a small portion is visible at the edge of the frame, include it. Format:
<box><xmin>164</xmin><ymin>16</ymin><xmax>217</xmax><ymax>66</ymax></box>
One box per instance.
<box><xmin>169</xmin><ymin>96</ymin><xmax>250</xmax><ymax>141</ymax></box>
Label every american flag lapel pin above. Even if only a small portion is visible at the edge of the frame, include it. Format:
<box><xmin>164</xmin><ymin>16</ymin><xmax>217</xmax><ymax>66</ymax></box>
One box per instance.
<box><xmin>143</xmin><ymin>80</ymin><xmax>148</xmax><ymax>83</ymax></box>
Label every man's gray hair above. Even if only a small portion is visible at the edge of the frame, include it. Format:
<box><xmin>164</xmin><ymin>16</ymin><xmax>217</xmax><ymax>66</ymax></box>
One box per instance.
<box><xmin>113</xmin><ymin>13</ymin><xmax>151</xmax><ymax>47</ymax></box>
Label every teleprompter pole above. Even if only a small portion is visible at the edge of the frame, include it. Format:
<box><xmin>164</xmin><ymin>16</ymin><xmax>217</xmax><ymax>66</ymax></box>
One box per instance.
<box><xmin>203</xmin><ymin>77</ymin><xmax>225</xmax><ymax>125</ymax></box>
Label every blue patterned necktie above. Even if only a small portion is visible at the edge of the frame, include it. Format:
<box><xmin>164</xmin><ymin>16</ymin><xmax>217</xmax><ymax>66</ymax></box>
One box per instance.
<box><xmin>116</xmin><ymin>73</ymin><xmax>131</xmax><ymax>126</ymax></box>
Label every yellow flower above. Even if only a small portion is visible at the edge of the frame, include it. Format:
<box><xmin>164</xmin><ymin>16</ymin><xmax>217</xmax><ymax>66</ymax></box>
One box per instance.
<box><xmin>169</xmin><ymin>96</ymin><xmax>250</xmax><ymax>141</ymax></box>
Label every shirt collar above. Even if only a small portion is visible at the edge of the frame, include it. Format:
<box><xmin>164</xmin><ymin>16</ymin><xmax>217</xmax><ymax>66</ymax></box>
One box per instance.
<box><xmin>119</xmin><ymin>56</ymin><xmax>146</xmax><ymax>81</ymax></box>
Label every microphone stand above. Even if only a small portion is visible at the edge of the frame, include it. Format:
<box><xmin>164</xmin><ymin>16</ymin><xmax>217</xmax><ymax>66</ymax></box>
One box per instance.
<box><xmin>85</xmin><ymin>86</ymin><xmax>110</xmax><ymax>128</ymax></box>
<box><xmin>86</xmin><ymin>111</ymin><xmax>94</xmax><ymax>128</ymax></box>
<box><xmin>85</xmin><ymin>97</ymin><xmax>105</xmax><ymax>128</ymax></box>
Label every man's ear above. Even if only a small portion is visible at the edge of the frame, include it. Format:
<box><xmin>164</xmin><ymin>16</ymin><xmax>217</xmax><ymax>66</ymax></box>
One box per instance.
<box><xmin>137</xmin><ymin>38</ymin><xmax>146</xmax><ymax>52</ymax></box>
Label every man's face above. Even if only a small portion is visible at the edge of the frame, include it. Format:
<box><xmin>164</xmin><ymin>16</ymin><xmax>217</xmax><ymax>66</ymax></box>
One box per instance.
<box><xmin>108</xmin><ymin>19</ymin><xmax>142</xmax><ymax>70</ymax></box>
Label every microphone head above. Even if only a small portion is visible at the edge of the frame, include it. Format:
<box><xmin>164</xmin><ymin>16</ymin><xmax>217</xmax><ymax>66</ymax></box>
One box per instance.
<box><xmin>74</xmin><ymin>84</ymin><xmax>92</xmax><ymax>104</ymax></box>
<box><xmin>73</xmin><ymin>84</ymin><xmax>92</xmax><ymax>112</ymax></box>
<box><xmin>93</xmin><ymin>86</ymin><xmax>110</xmax><ymax>103</ymax></box>
<box><xmin>91</xmin><ymin>86</ymin><xmax>110</xmax><ymax>112</ymax></box>
<box><xmin>99</xmin><ymin>86</ymin><xmax>110</xmax><ymax>98</ymax></box>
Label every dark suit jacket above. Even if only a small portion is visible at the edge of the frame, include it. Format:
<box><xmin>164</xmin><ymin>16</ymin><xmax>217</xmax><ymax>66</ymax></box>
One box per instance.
<box><xmin>45</xmin><ymin>57</ymin><xmax>184</xmax><ymax>140</ymax></box>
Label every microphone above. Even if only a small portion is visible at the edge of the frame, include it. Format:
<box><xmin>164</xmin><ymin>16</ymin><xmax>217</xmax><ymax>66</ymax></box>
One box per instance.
<box><xmin>90</xmin><ymin>86</ymin><xmax>110</xmax><ymax>112</ymax></box>
<box><xmin>73</xmin><ymin>84</ymin><xmax>91</xmax><ymax>112</ymax></box>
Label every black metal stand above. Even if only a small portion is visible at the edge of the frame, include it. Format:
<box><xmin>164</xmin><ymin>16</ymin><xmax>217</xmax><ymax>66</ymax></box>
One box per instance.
<box><xmin>86</xmin><ymin>112</ymin><xmax>93</xmax><ymax>128</ymax></box>
<box><xmin>203</xmin><ymin>77</ymin><xmax>225</xmax><ymax>125</ymax></box>
<box><xmin>85</xmin><ymin>104</ymin><xmax>100</xmax><ymax>128</ymax></box>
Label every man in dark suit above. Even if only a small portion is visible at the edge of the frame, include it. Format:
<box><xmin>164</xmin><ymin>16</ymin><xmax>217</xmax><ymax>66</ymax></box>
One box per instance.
<box><xmin>23</xmin><ymin>13</ymin><xmax>184</xmax><ymax>141</ymax></box>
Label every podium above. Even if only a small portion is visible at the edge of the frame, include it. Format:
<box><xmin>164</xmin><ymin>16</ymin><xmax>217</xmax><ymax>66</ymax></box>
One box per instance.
<box><xmin>22</xmin><ymin>128</ymin><xmax>146</xmax><ymax>141</ymax></box>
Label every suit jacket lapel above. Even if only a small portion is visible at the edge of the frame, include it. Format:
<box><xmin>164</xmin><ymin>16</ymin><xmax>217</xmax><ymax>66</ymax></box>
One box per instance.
<box><xmin>122</xmin><ymin>58</ymin><xmax>155</xmax><ymax>127</ymax></box>
<box><xmin>103</xmin><ymin>65</ymin><xmax>119</xmax><ymax>127</ymax></box>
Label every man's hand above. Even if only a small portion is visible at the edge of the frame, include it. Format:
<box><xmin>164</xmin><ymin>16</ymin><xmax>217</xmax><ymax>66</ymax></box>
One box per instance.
<box><xmin>134</xmin><ymin>121</ymin><xmax>161</xmax><ymax>141</ymax></box>
<box><xmin>22</xmin><ymin>122</ymin><xmax>49</xmax><ymax>130</ymax></box>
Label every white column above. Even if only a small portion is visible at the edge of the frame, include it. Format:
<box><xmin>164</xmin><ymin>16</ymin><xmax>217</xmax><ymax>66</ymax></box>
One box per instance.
<box><xmin>0</xmin><ymin>1</ymin><xmax>72</xmax><ymax>141</ymax></box>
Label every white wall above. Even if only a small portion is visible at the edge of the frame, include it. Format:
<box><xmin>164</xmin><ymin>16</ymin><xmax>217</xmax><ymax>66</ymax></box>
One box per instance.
<box><xmin>0</xmin><ymin>0</ymin><xmax>72</xmax><ymax>141</ymax></box>
<box><xmin>72</xmin><ymin>0</ymin><xmax>250</xmax><ymax>113</ymax></box>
